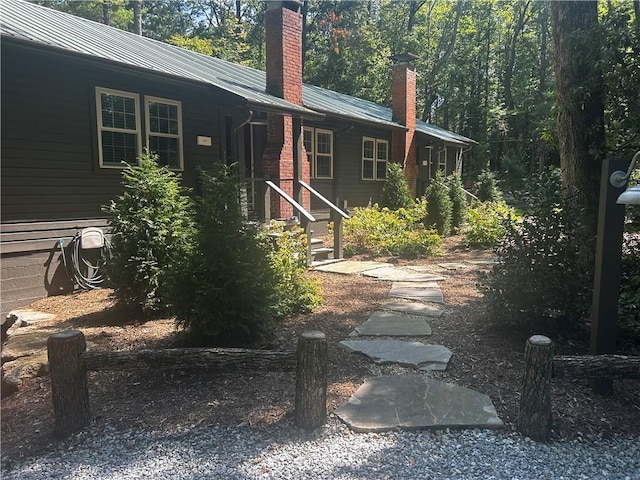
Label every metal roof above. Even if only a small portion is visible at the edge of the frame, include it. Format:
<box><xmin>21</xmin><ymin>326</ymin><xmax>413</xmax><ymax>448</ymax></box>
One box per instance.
<box><xmin>0</xmin><ymin>0</ymin><xmax>474</xmax><ymax>146</ymax></box>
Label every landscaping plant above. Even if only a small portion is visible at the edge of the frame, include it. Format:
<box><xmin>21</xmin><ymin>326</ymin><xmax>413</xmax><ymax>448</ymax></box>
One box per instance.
<box><xmin>482</xmin><ymin>171</ymin><xmax>591</xmax><ymax>326</ymax></box>
<box><xmin>343</xmin><ymin>200</ymin><xmax>441</xmax><ymax>258</ymax></box>
<box><xmin>104</xmin><ymin>150</ymin><xmax>195</xmax><ymax>313</ymax></box>
<box><xmin>446</xmin><ymin>172</ymin><xmax>468</xmax><ymax>233</ymax></box>
<box><xmin>424</xmin><ymin>170</ymin><xmax>452</xmax><ymax>236</ymax></box>
<box><xmin>462</xmin><ymin>200</ymin><xmax>516</xmax><ymax>248</ymax></box>
<box><xmin>173</xmin><ymin>165</ymin><xmax>278</xmax><ymax>346</ymax></box>
<box><xmin>381</xmin><ymin>162</ymin><xmax>414</xmax><ymax>210</ymax></box>
<box><xmin>476</xmin><ymin>169</ymin><xmax>501</xmax><ymax>202</ymax></box>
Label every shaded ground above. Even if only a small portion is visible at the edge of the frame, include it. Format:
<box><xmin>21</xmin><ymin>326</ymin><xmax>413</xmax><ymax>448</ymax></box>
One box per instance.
<box><xmin>2</xmin><ymin>237</ymin><xmax>639</xmax><ymax>466</ymax></box>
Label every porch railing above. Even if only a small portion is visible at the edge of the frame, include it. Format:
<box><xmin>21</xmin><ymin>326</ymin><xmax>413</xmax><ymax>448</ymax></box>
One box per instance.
<box><xmin>299</xmin><ymin>181</ymin><xmax>350</xmax><ymax>259</ymax></box>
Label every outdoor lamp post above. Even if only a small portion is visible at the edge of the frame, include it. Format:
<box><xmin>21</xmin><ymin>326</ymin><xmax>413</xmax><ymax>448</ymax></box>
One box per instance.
<box><xmin>590</xmin><ymin>151</ymin><xmax>640</xmax><ymax>395</ymax></box>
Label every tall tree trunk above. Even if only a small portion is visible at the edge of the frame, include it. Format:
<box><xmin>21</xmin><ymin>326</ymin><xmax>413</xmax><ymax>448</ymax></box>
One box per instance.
<box><xmin>102</xmin><ymin>0</ymin><xmax>111</xmax><ymax>26</ymax></box>
<box><xmin>537</xmin><ymin>1</ymin><xmax>549</xmax><ymax>172</ymax></box>
<box><xmin>132</xmin><ymin>0</ymin><xmax>142</xmax><ymax>36</ymax></box>
<box><xmin>551</xmin><ymin>1</ymin><xmax>605</xmax><ymax>266</ymax></box>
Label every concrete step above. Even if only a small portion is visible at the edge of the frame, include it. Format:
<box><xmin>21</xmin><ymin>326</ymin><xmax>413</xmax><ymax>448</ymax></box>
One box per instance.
<box><xmin>311</xmin><ymin>247</ymin><xmax>334</xmax><ymax>261</ymax></box>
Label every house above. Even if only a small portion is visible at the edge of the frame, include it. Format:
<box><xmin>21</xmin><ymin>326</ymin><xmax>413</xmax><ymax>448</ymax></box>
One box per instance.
<box><xmin>0</xmin><ymin>0</ymin><xmax>475</xmax><ymax>315</ymax></box>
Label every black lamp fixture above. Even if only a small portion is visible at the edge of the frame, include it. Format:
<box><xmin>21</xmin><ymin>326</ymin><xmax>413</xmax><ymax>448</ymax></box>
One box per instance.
<box><xmin>610</xmin><ymin>150</ymin><xmax>640</xmax><ymax>205</ymax></box>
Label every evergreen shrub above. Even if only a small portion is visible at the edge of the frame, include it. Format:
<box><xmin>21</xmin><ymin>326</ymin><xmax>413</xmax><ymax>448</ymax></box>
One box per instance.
<box><xmin>343</xmin><ymin>201</ymin><xmax>441</xmax><ymax>258</ymax></box>
<box><xmin>424</xmin><ymin>170</ymin><xmax>452</xmax><ymax>236</ymax></box>
<box><xmin>446</xmin><ymin>173</ymin><xmax>468</xmax><ymax>232</ymax></box>
<box><xmin>381</xmin><ymin>162</ymin><xmax>414</xmax><ymax>210</ymax></box>
<box><xmin>173</xmin><ymin>165</ymin><xmax>278</xmax><ymax>346</ymax></box>
<box><xmin>476</xmin><ymin>169</ymin><xmax>501</xmax><ymax>202</ymax></box>
<box><xmin>619</xmin><ymin>233</ymin><xmax>640</xmax><ymax>341</ymax></box>
<box><xmin>481</xmin><ymin>171</ymin><xmax>591</xmax><ymax>325</ymax></box>
<box><xmin>104</xmin><ymin>150</ymin><xmax>195</xmax><ymax>313</ymax></box>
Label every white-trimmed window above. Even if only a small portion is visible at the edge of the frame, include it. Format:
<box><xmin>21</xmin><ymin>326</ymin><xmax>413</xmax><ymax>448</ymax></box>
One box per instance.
<box><xmin>303</xmin><ymin>127</ymin><xmax>333</xmax><ymax>178</ymax></box>
<box><xmin>362</xmin><ymin>137</ymin><xmax>388</xmax><ymax>180</ymax></box>
<box><xmin>145</xmin><ymin>96</ymin><xmax>183</xmax><ymax>169</ymax></box>
<box><xmin>96</xmin><ymin>87</ymin><xmax>141</xmax><ymax>168</ymax></box>
<box><xmin>438</xmin><ymin>147</ymin><xmax>447</xmax><ymax>172</ymax></box>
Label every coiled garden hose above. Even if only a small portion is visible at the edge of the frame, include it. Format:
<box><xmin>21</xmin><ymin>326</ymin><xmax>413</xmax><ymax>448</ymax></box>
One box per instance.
<box><xmin>59</xmin><ymin>232</ymin><xmax>111</xmax><ymax>290</ymax></box>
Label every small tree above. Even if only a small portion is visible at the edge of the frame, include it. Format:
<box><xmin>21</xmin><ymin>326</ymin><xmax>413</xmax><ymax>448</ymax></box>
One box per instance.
<box><xmin>173</xmin><ymin>165</ymin><xmax>277</xmax><ymax>346</ymax></box>
<box><xmin>104</xmin><ymin>150</ymin><xmax>195</xmax><ymax>313</ymax></box>
<box><xmin>446</xmin><ymin>173</ymin><xmax>468</xmax><ymax>232</ymax></box>
<box><xmin>476</xmin><ymin>169</ymin><xmax>501</xmax><ymax>202</ymax></box>
<box><xmin>381</xmin><ymin>162</ymin><xmax>414</xmax><ymax>210</ymax></box>
<box><xmin>424</xmin><ymin>170</ymin><xmax>452</xmax><ymax>236</ymax></box>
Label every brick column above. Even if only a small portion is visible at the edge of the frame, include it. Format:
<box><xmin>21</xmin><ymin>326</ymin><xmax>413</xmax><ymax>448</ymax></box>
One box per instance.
<box><xmin>391</xmin><ymin>60</ymin><xmax>418</xmax><ymax>196</ymax></box>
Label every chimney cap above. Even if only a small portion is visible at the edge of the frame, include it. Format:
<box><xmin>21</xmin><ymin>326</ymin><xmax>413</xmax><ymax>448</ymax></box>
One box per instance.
<box><xmin>266</xmin><ymin>1</ymin><xmax>303</xmax><ymax>12</ymax></box>
<box><xmin>390</xmin><ymin>52</ymin><xmax>419</xmax><ymax>64</ymax></box>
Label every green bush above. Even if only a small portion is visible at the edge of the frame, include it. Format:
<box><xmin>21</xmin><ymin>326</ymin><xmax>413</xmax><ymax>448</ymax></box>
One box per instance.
<box><xmin>476</xmin><ymin>169</ymin><xmax>501</xmax><ymax>202</ymax></box>
<box><xmin>173</xmin><ymin>165</ymin><xmax>278</xmax><ymax>346</ymax></box>
<box><xmin>446</xmin><ymin>173</ymin><xmax>468</xmax><ymax>232</ymax></box>
<box><xmin>344</xmin><ymin>201</ymin><xmax>441</xmax><ymax>258</ymax></box>
<box><xmin>424</xmin><ymin>170</ymin><xmax>452</xmax><ymax>236</ymax></box>
<box><xmin>462</xmin><ymin>201</ymin><xmax>516</xmax><ymax>248</ymax></box>
<box><xmin>381</xmin><ymin>162</ymin><xmax>414</xmax><ymax>210</ymax></box>
<box><xmin>619</xmin><ymin>233</ymin><xmax>640</xmax><ymax>341</ymax></box>
<box><xmin>263</xmin><ymin>222</ymin><xmax>322</xmax><ymax>318</ymax></box>
<box><xmin>481</xmin><ymin>172</ymin><xmax>591</xmax><ymax>326</ymax></box>
<box><xmin>104</xmin><ymin>150</ymin><xmax>195</xmax><ymax>313</ymax></box>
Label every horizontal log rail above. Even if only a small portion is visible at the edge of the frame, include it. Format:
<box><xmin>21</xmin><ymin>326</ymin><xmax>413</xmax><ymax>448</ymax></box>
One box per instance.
<box><xmin>80</xmin><ymin>347</ymin><xmax>296</xmax><ymax>372</ymax></box>
<box><xmin>48</xmin><ymin>329</ymin><xmax>326</xmax><ymax>438</ymax></box>
<box><xmin>553</xmin><ymin>355</ymin><xmax>640</xmax><ymax>380</ymax></box>
<box><xmin>518</xmin><ymin>335</ymin><xmax>640</xmax><ymax>442</ymax></box>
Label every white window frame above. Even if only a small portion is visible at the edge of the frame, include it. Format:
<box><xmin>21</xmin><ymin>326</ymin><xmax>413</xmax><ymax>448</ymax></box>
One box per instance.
<box><xmin>96</xmin><ymin>87</ymin><xmax>142</xmax><ymax>168</ymax></box>
<box><xmin>438</xmin><ymin>147</ymin><xmax>447</xmax><ymax>172</ymax></box>
<box><xmin>303</xmin><ymin>126</ymin><xmax>333</xmax><ymax>179</ymax></box>
<box><xmin>145</xmin><ymin>96</ymin><xmax>184</xmax><ymax>170</ymax></box>
<box><xmin>362</xmin><ymin>137</ymin><xmax>388</xmax><ymax>181</ymax></box>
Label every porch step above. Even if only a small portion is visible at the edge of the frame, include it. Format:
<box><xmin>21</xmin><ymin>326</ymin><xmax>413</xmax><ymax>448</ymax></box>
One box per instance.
<box><xmin>311</xmin><ymin>257</ymin><xmax>344</xmax><ymax>268</ymax></box>
<box><xmin>312</xmin><ymin>247</ymin><xmax>334</xmax><ymax>261</ymax></box>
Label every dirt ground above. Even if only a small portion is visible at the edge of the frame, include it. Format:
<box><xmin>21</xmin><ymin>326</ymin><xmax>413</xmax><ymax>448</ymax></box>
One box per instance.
<box><xmin>2</xmin><ymin>237</ymin><xmax>639</xmax><ymax>465</ymax></box>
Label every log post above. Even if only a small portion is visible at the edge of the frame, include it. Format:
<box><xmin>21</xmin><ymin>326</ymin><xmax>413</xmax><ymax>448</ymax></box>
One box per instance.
<box><xmin>47</xmin><ymin>330</ymin><xmax>90</xmax><ymax>438</ymax></box>
<box><xmin>295</xmin><ymin>330</ymin><xmax>327</xmax><ymax>430</ymax></box>
<box><xmin>517</xmin><ymin>335</ymin><xmax>553</xmax><ymax>441</ymax></box>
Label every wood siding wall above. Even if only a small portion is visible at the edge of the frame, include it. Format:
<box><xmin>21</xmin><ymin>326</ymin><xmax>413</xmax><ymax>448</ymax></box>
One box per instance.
<box><xmin>1</xmin><ymin>41</ymin><xmax>231</xmax><ymax>315</ymax></box>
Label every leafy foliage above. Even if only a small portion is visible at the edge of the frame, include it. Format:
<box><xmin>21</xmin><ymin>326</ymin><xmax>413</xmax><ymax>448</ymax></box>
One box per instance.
<box><xmin>264</xmin><ymin>222</ymin><xmax>322</xmax><ymax>319</ymax></box>
<box><xmin>476</xmin><ymin>169</ymin><xmax>501</xmax><ymax>202</ymax></box>
<box><xmin>446</xmin><ymin>173</ymin><xmax>468</xmax><ymax>232</ymax></box>
<box><xmin>172</xmin><ymin>165</ymin><xmax>278</xmax><ymax>346</ymax></box>
<box><xmin>343</xmin><ymin>201</ymin><xmax>441</xmax><ymax>258</ymax></box>
<box><xmin>424</xmin><ymin>171</ymin><xmax>452</xmax><ymax>236</ymax></box>
<box><xmin>381</xmin><ymin>162</ymin><xmax>414</xmax><ymax>210</ymax></box>
<box><xmin>104</xmin><ymin>151</ymin><xmax>195</xmax><ymax>313</ymax></box>
<box><xmin>462</xmin><ymin>201</ymin><xmax>516</xmax><ymax>248</ymax></box>
<box><xmin>481</xmin><ymin>172</ymin><xmax>591</xmax><ymax>325</ymax></box>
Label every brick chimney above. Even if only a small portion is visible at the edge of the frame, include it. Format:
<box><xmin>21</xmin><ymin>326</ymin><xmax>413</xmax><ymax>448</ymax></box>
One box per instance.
<box><xmin>391</xmin><ymin>53</ymin><xmax>419</xmax><ymax>196</ymax></box>
<box><xmin>262</xmin><ymin>0</ymin><xmax>310</xmax><ymax>218</ymax></box>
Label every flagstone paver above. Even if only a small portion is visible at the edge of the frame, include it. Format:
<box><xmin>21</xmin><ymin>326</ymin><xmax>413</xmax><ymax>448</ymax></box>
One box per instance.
<box><xmin>313</xmin><ymin>261</ymin><xmax>392</xmax><ymax>274</ymax></box>
<box><xmin>436</xmin><ymin>262</ymin><xmax>469</xmax><ymax>270</ymax></box>
<box><xmin>362</xmin><ymin>267</ymin><xmax>446</xmax><ymax>282</ymax></box>
<box><xmin>350</xmin><ymin>311</ymin><xmax>431</xmax><ymax>337</ymax></box>
<box><xmin>465</xmin><ymin>258</ymin><xmax>497</xmax><ymax>265</ymax></box>
<box><xmin>380</xmin><ymin>301</ymin><xmax>443</xmax><ymax>317</ymax></box>
<box><xmin>334</xmin><ymin>375</ymin><xmax>504</xmax><ymax>432</ymax></box>
<box><xmin>389</xmin><ymin>282</ymin><xmax>444</xmax><ymax>304</ymax></box>
<box><xmin>339</xmin><ymin>340</ymin><xmax>452</xmax><ymax>371</ymax></box>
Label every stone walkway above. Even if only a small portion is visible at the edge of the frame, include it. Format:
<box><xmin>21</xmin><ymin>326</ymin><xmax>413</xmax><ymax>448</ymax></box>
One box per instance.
<box><xmin>317</xmin><ymin>259</ymin><xmax>503</xmax><ymax>432</ymax></box>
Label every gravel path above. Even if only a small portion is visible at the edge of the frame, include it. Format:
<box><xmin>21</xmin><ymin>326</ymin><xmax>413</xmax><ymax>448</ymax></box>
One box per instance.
<box><xmin>3</xmin><ymin>421</ymin><xmax>639</xmax><ymax>480</ymax></box>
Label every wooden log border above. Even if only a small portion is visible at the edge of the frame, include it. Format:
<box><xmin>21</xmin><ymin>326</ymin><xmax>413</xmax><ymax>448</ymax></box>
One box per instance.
<box><xmin>48</xmin><ymin>329</ymin><xmax>327</xmax><ymax>438</ymax></box>
<box><xmin>518</xmin><ymin>335</ymin><xmax>640</xmax><ymax>441</ymax></box>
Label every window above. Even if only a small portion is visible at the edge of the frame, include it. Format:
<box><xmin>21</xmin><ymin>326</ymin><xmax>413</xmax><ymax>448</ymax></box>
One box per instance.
<box><xmin>362</xmin><ymin>137</ymin><xmax>388</xmax><ymax>180</ymax></box>
<box><xmin>303</xmin><ymin>127</ymin><xmax>333</xmax><ymax>179</ymax></box>
<box><xmin>146</xmin><ymin>97</ymin><xmax>183</xmax><ymax>169</ymax></box>
<box><xmin>96</xmin><ymin>88</ymin><xmax>141</xmax><ymax>168</ymax></box>
<box><xmin>438</xmin><ymin>148</ymin><xmax>447</xmax><ymax>172</ymax></box>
